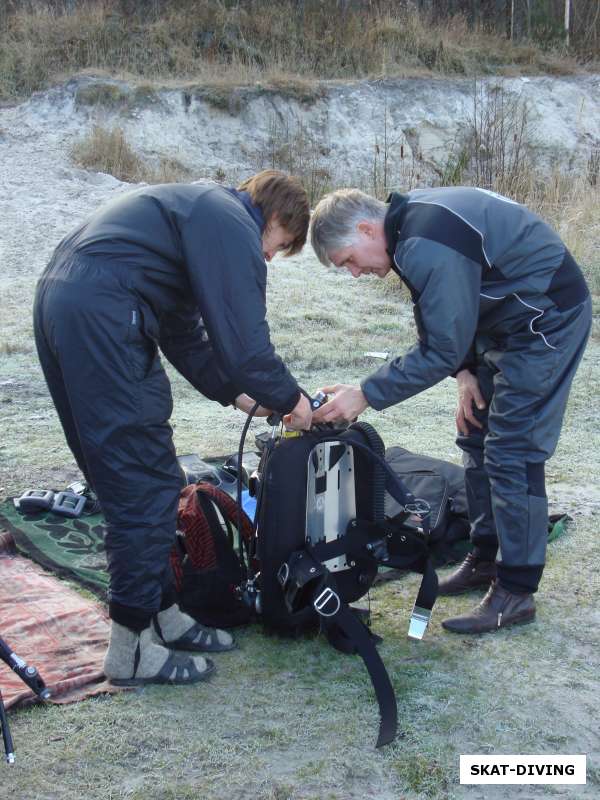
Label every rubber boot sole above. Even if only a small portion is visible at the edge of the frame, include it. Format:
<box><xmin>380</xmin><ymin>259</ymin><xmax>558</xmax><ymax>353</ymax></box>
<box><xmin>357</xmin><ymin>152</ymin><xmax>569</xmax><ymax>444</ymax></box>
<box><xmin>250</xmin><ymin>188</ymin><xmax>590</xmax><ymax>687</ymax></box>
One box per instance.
<box><xmin>108</xmin><ymin>657</ymin><xmax>216</xmax><ymax>686</ymax></box>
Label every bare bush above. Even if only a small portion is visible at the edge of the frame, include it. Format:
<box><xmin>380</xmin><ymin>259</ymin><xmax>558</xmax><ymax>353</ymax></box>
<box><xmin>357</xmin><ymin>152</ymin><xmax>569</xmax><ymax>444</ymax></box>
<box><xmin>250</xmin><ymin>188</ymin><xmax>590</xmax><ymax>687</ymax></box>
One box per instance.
<box><xmin>587</xmin><ymin>146</ymin><xmax>600</xmax><ymax>187</ymax></box>
<box><xmin>368</xmin><ymin>104</ymin><xmax>425</xmax><ymax>198</ymax></box>
<box><xmin>247</xmin><ymin>113</ymin><xmax>333</xmax><ymax>206</ymax></box>
<box><xmin>436</xmin><ymin>80</ymin><xmax>540</xmax><ymax>201</ymax></box>
<box><xmin>70</xmin><ymin>125</ymin><xmax>191</xmax><ymax>184</ymax></box>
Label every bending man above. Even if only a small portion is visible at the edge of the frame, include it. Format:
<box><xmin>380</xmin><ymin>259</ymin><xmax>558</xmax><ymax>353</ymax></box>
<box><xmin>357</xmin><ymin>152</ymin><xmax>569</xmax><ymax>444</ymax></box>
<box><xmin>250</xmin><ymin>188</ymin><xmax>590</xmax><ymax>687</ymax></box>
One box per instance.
<box><xmin>310</xmin><ymin>186</ymin><xmax>591</xmax><ymax>634</ymax></box>
<box><xmin>34</xmin><ymin>171</ymin><xmax>312</xmax><ymax>683</ymax></box>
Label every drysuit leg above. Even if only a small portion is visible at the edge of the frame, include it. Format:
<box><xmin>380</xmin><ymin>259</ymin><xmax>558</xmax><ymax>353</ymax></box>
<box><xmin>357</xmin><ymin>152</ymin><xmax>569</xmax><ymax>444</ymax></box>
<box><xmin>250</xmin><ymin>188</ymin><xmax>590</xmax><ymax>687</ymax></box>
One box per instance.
<box><xmin>455</xmin><ymin>362</ymin><xmax>499</xmax><ymax>561</ymax></box>
<box><xmin>33</xmin><ymin>300</ymin><xmax>93</xmax><ymax>487</ymax></box>
<box><xmin>34</xmin><ymin>260</ymin><xmax>184</xmax><ymax>624</ymax></box>
<box><xmin>458</xmin><ymin>299</ymin><xmax>591</xmax><ymax>593</ymax></box>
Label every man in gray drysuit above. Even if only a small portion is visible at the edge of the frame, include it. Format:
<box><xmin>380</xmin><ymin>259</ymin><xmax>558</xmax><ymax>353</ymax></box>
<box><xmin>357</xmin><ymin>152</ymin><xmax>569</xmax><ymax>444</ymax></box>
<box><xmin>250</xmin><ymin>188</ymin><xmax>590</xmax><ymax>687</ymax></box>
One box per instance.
<box><xmin>310</xmin><ymin>186</ymin><xmax>591</xmax><ymax>634</ymax></box>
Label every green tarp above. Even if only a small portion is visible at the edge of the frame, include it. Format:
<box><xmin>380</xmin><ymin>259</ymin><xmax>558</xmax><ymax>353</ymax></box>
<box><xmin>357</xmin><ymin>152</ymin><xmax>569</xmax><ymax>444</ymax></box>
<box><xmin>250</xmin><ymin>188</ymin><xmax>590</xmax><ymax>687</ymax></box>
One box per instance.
<box><xmin>0</xmin><ymin>501</ymin><xmax>108</xmax><ymax>598</ymax></box>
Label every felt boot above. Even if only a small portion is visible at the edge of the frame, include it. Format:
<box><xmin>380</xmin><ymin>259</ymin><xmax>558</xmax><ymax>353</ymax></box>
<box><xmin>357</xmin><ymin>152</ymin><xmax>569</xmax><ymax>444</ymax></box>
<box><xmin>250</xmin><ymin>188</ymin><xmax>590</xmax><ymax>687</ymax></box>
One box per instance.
<box><xmin>153</xmin><ymin>604</ymin><xmax>235</xmax><ymax>652</ymax></box>
<box><xmin>103</xmin><ymin>622</ymin><xmax>214</xmax><ymax>686</ymax></box>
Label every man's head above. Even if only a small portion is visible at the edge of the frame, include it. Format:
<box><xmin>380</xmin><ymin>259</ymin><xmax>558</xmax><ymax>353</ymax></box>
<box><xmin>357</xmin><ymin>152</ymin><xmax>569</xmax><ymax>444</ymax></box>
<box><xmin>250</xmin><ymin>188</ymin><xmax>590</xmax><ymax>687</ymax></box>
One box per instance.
<box><xmin>237</xmin><ymin>170</ymin><xmax>310</xmax><ymax>261</ymax></box>
<box><xmin>310</xmin><ymin>189</ymin><xmax>392</xmax><ymax>277</ymax></box>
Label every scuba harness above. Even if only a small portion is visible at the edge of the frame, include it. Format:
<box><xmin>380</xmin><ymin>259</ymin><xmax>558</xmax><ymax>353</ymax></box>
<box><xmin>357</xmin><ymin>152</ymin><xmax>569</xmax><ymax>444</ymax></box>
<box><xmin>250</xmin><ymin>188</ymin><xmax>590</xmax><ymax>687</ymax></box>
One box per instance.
<box><xmin>232</xmin><ymin>397</ymin><xmax>437</xmax><ymax>748</ymax></box>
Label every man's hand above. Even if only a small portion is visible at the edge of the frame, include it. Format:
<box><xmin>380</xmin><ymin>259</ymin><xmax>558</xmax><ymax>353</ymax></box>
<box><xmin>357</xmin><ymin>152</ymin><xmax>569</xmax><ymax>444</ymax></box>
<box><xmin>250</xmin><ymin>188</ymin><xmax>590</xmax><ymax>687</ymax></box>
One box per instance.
<box><xmin>455</xmin><ymin>370</ymin><xmax>486</xmax><ymax>435</ymax></box>
<box><xmin>233</xmin><ymin>393</ymin><xmax>271</xmax><ymax>417</ymax></box>
<box><xmin>283</xmin><ymin>393</ymin><xmax>312</xmax><ymax>431</ymax></box>
<box><xmin>311</xmin><ymin>384</ymin><xmax>369</xmax><ymax>424</ymax></box>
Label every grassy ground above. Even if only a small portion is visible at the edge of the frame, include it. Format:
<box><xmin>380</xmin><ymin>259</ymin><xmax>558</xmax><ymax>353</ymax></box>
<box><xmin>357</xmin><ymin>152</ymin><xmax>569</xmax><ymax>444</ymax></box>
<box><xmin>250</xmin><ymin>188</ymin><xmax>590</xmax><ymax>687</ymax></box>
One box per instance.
<box><xmin>1</xmin><ymin>248</ymin><xmax>599</xmax><ymax>798</ymax></box>
<box><xmin>0</xmin><ymin>36</ymin><xmax>599</xmax><ymax>790</ymax></box>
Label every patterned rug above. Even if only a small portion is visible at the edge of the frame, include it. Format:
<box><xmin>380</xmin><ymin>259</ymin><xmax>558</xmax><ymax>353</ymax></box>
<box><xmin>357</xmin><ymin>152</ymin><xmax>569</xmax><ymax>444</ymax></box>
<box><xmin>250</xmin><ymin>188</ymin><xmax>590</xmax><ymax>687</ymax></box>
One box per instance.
<box><xmin>0</xmin><ymin>531</ymin><xmax>120</xmax><ymax>710</ymax></box>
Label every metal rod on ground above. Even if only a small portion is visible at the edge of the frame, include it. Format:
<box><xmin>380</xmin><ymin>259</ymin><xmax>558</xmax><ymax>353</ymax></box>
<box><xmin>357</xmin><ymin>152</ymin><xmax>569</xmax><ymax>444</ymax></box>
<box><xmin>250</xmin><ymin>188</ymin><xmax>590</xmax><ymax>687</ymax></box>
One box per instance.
<box><xmin>0</xmin><ymin>634</ymin><xmax>51</xmax><ymax>765</ymax></box>
<box><xmin>0</xmin><ymin>691</ymin><xmax>15</xmax><ymax>764</ymax></box>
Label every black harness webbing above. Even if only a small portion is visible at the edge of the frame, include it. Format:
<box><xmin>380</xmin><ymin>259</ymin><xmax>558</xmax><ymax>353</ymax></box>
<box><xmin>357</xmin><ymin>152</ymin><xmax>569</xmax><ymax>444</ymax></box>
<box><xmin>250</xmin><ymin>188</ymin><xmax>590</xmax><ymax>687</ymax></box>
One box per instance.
<box><xmin>280</xmin><ymin>538</ymin><xmax>436</xmax><ymax>748</ymax></box>
<box><xmin>315</xmin><ymin>580</ymin><xmax>398</xmax><ymax>748</ymax></box>
<box><xmin>309</xmin><ymin>521</ymin><xmax>438</xmax><ymax>621</ymax></box>
<box><xmin>307</xmin><ymin>434</ymin><xmax>432</xmax><ymax>535</ymax></box>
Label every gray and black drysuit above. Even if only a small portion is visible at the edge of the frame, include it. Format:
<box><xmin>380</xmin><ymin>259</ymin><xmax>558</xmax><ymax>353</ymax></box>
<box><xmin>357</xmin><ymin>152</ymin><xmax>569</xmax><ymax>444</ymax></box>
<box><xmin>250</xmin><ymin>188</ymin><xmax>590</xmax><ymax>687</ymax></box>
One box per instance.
<box><xmin>361</xmin><ymin>187</ymin><xmax>591</xmax><ymax>593</ymax></box>
<box><xmin>33</xmin><ymin>183</ymin><xmax>301</xmax><ymax>629</ymax></box>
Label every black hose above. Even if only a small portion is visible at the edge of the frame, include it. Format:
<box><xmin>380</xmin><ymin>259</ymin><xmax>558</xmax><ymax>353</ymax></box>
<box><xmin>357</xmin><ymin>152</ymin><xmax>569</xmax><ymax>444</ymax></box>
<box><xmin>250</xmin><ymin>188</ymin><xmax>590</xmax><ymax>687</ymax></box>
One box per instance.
<box><xmin>236</xmin><ymin>402</ymin><xmax>259</xmax><ymax>573</ymax></box>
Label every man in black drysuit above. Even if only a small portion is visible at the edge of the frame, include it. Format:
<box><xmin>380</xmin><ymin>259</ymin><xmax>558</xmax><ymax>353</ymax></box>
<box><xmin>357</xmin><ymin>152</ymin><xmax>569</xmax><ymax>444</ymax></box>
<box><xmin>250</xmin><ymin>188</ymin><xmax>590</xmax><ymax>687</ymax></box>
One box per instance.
<box><xmin>33</xmin><ymin>171</ymin><xmax>313</xmax><ymax>683</ymax></box>
<box><xmin>309</xmin><ymin>186</ymin><xmax>591</xmax><ymax>634</ymax></box>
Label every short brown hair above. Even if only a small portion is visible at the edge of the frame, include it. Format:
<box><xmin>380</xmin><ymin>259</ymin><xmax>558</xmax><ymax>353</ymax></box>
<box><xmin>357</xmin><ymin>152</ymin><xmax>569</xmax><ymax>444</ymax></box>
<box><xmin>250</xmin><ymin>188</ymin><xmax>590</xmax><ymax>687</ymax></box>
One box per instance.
<box><xmin>237</xmin><ymin>170</ymin><xmax>309</xmax><ymax>256</ymax></box>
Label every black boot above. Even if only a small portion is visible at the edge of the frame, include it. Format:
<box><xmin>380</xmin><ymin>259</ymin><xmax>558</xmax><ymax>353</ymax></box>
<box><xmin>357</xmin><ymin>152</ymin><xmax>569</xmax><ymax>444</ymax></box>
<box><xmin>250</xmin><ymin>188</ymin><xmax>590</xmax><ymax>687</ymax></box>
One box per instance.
<box><xmin>437</xmin><ymin>552</ymin><xmax>497</xmax><ymax>596</ymax></box>
<box><xmin>441</xmin><ymin>580</ymin><xmax>536</xmax><ymax>634</ymax></box>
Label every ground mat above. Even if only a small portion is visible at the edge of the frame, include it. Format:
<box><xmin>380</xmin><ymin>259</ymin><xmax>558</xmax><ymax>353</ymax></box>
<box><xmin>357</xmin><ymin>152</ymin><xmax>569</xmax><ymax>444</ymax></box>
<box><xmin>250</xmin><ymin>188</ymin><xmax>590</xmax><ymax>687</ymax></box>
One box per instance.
<box><xmin>0</xmin><ymin>531</ymin><xmax>119</xmax><ymax>710</ymax></box>
<box><xmin>0</xmin><ymin>500</ymin><xmax>108</xmax><ymax>599</ymax></box>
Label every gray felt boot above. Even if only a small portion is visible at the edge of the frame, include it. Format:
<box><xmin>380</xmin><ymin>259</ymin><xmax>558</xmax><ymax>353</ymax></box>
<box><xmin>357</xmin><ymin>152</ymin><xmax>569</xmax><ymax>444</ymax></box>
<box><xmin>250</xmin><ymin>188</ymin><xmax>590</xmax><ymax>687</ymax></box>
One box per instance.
<box><xmin>152</xmin><ymin>604</ymin><xmax>235</xmax><ymax>652</ymax></box>
<box><xmin>103</xmin><ymin>622</ymin><xmax>215</xmax><ymax>686</ymax></box>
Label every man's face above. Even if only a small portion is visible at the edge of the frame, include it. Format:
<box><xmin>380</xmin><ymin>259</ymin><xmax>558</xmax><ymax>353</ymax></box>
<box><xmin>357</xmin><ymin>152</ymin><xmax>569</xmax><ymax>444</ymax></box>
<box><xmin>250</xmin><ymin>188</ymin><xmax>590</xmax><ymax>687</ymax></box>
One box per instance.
<box><xmin>328</xmin><ymin>221</ymin><xmax>392</xmax><ymax>278</ymax></box>
<box><xmin>262</xmin><ymin>219</ymin><xmax>292</xmax><ymax>261</ymax></box>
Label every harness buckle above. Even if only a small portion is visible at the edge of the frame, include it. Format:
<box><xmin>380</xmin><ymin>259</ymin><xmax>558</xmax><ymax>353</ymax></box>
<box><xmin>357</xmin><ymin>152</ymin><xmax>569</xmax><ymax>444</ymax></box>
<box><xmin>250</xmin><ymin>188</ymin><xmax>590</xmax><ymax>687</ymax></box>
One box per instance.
<box><xmin>407</xmin><ymin>605</ymin><xmax>432</xmax><ymax>640</ymax></box>
<box><xmin>404</xmin><ymin>499</ymin><xmax>431</xmax><ymax>518</ymax></box>
<box><xmin>277</xmin><ymin>562</ymin><xmax>290</xmax><ymax>589</ymax></box>
<box><xmin>313</xmin><ymin>586</ymin><xmax>341</xmax><ymax>618</ymax></box>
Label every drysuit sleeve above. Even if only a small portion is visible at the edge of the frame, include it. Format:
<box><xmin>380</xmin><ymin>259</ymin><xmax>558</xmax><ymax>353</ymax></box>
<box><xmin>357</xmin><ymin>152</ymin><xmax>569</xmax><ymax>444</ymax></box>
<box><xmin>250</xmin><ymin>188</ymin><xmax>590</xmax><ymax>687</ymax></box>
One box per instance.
<box><xmin>361</xmin><ymin>241</ymin><xmax>481</xmax><ymax>410</ymax></box>
<box><xmin>158</xmin><ymin>309</ymin><xmax>239</xmax><ymax>405</ymax></box>
<box><xmin>178</xmin><ymin>198</ymin><xmax>301</xmax><ymax>415</ymax></box>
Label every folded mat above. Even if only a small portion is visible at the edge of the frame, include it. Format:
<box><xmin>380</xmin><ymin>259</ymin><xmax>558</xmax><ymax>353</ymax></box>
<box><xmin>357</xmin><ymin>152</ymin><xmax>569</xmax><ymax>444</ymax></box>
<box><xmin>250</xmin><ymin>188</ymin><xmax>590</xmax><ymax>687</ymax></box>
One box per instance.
<box><xmin>0</xmin><ymin>530</ymin><xmax>119</xmax><ymax>710</ymax></box>
<box><xmin>0</xmin><ymin>502</ymin><xmax>108</xmax><ymax>599</ymax></box>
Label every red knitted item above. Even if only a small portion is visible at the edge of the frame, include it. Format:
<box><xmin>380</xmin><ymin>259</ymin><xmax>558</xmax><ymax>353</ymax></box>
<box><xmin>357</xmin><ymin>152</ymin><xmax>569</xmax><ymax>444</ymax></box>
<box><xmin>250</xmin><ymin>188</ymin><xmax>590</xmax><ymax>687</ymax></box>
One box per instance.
<box><xmin>171</xmin><ymin>481</ymin><xmax>254</xmax><ymax>591</ymax></box>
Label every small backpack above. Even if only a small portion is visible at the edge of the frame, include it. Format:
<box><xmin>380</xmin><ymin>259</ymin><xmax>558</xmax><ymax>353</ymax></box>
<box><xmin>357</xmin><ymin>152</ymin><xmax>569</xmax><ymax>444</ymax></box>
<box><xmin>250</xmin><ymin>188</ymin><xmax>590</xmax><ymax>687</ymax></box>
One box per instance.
<box><xmin>384</xmin><ymin>446</ymin><xmax>471</xmax><ymax>567</ymax></box>
<box><xmin>171</xmin><ymin>482</ymin><xmax>254</xmax><ymax>629</ymax></box>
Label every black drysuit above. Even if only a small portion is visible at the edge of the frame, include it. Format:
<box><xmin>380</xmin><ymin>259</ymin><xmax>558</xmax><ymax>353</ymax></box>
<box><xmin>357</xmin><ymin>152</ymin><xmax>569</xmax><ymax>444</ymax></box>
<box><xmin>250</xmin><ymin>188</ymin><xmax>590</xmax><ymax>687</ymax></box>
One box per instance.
<box><xmin>361</xmin><ymin>187</ymin><xmax>591</xmax><ymax>593</ymax></box>
<box><xmin>33</xmin><ymin>183</ymin><xmax>301</xmax><ymax>623</ymax></box>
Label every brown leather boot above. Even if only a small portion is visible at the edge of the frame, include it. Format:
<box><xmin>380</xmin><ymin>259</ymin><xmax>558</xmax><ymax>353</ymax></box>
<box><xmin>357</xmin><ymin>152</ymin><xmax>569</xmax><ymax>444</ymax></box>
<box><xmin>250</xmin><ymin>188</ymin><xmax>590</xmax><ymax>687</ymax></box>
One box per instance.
<box><xmin>441</xmin><ymin>580</ymin><xmax>536</xmax><ymax>634</ymax></box>
<box><xmin>437</xmin><ymin>552</ymin><xmax>497</xmax><ymax>596</ymax></box>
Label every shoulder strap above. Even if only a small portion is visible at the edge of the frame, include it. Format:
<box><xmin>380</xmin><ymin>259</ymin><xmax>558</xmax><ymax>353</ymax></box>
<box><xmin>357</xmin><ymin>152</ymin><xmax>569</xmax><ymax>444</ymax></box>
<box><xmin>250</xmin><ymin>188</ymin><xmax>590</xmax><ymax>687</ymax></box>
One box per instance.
<box><xmin>195</xmin><ymin>481</ymin><xmax>255</xmax><ymax>546</ymax></box>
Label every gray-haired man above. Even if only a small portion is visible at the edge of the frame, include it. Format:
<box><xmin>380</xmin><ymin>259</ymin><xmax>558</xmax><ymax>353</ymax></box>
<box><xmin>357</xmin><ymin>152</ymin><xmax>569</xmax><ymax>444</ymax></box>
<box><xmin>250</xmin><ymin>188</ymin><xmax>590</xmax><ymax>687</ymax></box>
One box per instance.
<box><xmin>310</xmin><ymin>187</ymin><xmax>591</xmax><ymax>635</ymax></box>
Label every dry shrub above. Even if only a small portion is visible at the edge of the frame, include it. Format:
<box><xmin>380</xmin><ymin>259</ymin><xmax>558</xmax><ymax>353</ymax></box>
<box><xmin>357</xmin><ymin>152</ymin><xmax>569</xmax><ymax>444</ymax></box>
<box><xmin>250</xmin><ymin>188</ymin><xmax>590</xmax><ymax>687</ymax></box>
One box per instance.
<box><xmin>70</xmin><ymin>125</ymin><xmax>191</xmax><ymax>184</ymax></box>
<box><xmin>245</xmin><ymin>113</ymin><xmax>333</xmax><ymax>206</ymax></box>
<box><xmin>71</xmin><ymin>125</ymin><xmax>146</xmax><ymax>182</ymax></box>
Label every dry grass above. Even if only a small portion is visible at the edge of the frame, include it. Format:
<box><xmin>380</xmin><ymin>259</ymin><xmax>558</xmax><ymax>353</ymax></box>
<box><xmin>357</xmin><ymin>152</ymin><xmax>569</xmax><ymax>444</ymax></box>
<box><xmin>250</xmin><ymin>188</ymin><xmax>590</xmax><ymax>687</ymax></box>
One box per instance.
<box><xmin>71</xmin><ymin>124</ymin><xmax>191</xmax><ymax>183</ymax></box>
<box><xmin>0</xmin><ymin>1</ymin><xmax>592</xmax><ymax>102</ymax></box>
